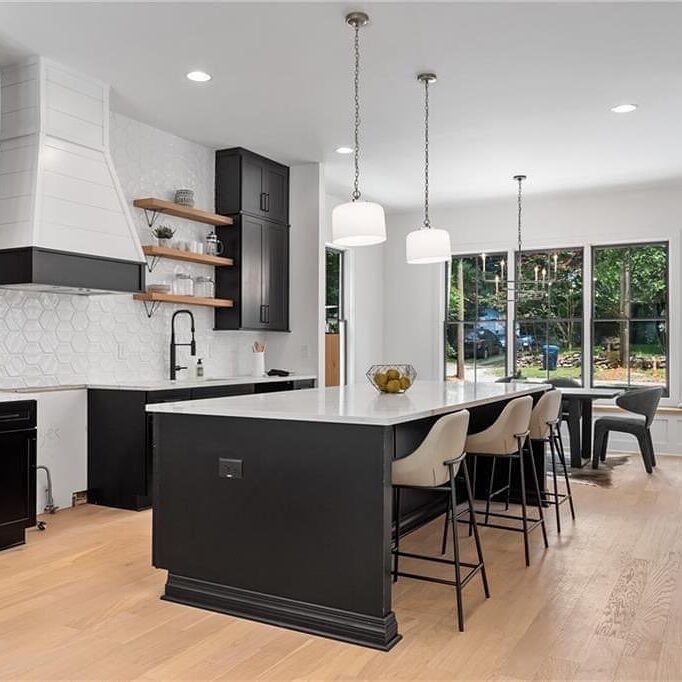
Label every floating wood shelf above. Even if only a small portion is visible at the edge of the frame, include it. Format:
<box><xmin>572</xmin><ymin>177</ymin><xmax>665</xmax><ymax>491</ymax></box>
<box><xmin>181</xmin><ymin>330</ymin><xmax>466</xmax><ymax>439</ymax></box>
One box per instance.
<box><xmin>134</xmin><ymin>292</ymin><xmax>234</xmax><ymax>318</ymax></box>
<box><xmin>142</xmin><ymin>245</ymin><xmax>233</xmax><ymax>272</ymax></box>
<box><xmin>133</xmin><ymin>198</ymin><xmax>233</xmax><ymax>227</ymax></box>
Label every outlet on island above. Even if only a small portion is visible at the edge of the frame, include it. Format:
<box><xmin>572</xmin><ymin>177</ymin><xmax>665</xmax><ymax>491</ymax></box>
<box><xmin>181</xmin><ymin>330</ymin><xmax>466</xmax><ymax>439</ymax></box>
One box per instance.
<box><xmin>218</xmin><ymin>458</ymin><xmax>243</xmax><ymax>480</ymax></box>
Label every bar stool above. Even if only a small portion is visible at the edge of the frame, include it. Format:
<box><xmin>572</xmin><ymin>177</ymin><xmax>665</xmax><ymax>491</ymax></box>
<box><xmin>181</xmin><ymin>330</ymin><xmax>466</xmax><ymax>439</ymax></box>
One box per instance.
<box><xmin>392</xmin><ymin>409</ymin><xmax>489</xmax><ymax>632</ymax></box>
<box><xmin>464</xmin><ymin>396</ymin><xmax>548</xmax><ymax>567</ymax></box>
<box><xmin>529</xmin><ymin>390</ymin><xmax>575</xmax><ymax>533</ymax></box>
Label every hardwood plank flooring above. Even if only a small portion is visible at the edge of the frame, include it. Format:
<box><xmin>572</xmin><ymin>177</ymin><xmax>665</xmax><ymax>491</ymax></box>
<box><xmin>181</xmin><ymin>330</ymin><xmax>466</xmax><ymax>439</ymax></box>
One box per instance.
<box><xmin>1</xmin><ymin>454</ymin><xmax>682</xmax><ymax>680</ymax></box>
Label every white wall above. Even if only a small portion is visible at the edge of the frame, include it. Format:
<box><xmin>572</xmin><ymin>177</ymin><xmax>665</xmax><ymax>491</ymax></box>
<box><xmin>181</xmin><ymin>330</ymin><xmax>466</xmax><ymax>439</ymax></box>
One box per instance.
<box><xmin>322</xmin><ymin>193</ymin><xmax>386</xmax><ymax>384</ymax></box>
<box><xmin>265</xmin><ymin>163</ymin><xmax>322</xmax><ymax>376</ymax></box>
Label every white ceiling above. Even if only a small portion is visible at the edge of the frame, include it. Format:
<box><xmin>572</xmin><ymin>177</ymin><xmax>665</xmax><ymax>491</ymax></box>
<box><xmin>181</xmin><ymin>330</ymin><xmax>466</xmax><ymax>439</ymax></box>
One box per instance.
<box><xmin>1</xmin><ymin>2</ymin><xmax>682</xmax><ymax>211</ymax></box>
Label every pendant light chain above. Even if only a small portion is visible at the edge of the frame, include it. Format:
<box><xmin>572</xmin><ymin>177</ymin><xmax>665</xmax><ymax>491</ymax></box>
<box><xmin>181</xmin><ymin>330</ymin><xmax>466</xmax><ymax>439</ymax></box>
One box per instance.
<box><xmin>517</xmin><ymin>175</ymin><xmax>523</xmax><ymax>255</ymax></box>
<box><xmin>352</xmin><ymin>23</ymin><xmax>361</xmax><ymax>201</ymax></box>
<box><xmin>423</xmin><ymin>78</ymin><xmax>430</xmax><ymax>229</ymax></box>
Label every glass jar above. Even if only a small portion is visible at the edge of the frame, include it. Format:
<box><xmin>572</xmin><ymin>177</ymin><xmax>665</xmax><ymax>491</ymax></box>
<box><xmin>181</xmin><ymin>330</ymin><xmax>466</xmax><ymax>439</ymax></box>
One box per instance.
<box><xmin>173</xmin><ymin>273</ymin><xmax>194</xmax><ymax>296</ymax></box>
<box><xmin>194</xmin><ymin>276</ymin><xmax>214</xmax><ymax>298</ymax></box>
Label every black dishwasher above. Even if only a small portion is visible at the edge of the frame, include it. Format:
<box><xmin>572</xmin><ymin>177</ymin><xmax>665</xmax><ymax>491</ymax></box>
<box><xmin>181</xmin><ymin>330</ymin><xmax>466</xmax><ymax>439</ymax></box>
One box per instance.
<box><xmin>0</xmin><ymin>400</ymin><xmax>37</xmax><ymax>551</ymax></box>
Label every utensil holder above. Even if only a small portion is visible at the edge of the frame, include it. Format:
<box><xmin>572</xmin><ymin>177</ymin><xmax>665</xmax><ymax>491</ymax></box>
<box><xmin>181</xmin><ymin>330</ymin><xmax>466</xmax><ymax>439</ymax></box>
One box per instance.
<box><xmin>251</xmin><ymin>352</ymin><xmax>266</xmax><ymax>377</ymax></box>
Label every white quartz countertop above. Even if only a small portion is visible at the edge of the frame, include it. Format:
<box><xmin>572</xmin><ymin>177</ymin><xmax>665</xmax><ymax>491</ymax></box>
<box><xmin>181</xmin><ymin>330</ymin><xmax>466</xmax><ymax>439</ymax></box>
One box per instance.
<box><xmin>0</xmin><ymin>393</ymin><xmax>40</xmax><ymax>403</ymax></box>
<box><xmin>146</xmin><ymin>380</ymin><xmax>549</xmax><ymax>426</ymax></box>
<box><xmin>85</xmin><ymin>374</ymin><xmax>316</xmax><ymax>392</ymax></box>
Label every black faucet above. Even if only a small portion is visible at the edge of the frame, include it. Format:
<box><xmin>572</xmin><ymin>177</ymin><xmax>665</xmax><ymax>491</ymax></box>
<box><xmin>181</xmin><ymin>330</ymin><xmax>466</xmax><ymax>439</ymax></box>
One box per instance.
<box><xmin>170</xmin><ymin>309</ymin><xmax>196</xmax><ymax>380</ymax></box>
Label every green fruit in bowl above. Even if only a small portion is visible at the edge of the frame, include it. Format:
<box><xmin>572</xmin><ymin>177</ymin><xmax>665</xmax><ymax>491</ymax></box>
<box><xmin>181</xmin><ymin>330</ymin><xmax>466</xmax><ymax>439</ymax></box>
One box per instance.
<box><xmin>399</xmin><ymin>376</ymin><xmax>412</xmax><ymax>390</ymax></box>
<box><xmin>385</xmin><ymin>379</ymin><xmax>401</xmax><ymax>393</ymax></box>
<box><xmin>374</xmin><ymin>371</ymin><xmax>388</xmax><ymax>388</ymax></box>
<box><xmin>386</xmin><ymin>368</ymin><xmax>400</xmax><ymax>381</ymax></box>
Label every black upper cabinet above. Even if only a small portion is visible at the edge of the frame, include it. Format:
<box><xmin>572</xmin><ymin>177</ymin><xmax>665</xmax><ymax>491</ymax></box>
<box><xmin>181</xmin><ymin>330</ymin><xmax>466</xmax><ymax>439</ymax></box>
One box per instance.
<box><xmin>215</xmin><ymin>147</ymin><xmax>290</xmax><ymax>332</ymax></box>
<box><xmin>216</xmin><ymin>147</ymin><xmax>289</xmax><ymax>224</ymax></box>
<box><xmin>215</xmin><ymin>215</ymin><xmax>289</xmax><ymax>331</ymax></box>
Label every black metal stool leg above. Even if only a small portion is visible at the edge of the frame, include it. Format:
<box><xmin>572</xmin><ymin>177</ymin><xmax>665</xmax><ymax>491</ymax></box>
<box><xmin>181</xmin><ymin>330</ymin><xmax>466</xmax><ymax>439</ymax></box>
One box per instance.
<box><xmin>462</xmin><ymin>462</ymin><xmax>490</xmax><ymax>599</ymax></box>
<box><xmin>448</xmin><ymin>464</ymin><xmax>465</xmax><ymax>632</ymax></box>
<box><xmin>484</xmin><ymin>456</ymin><xmax>496</xmax><ymax>524</ymax></box>
<box><xmin>393</xmin><ymin>487</ymin><xmax>400</xmax><ymax>583</ymax></box>
<box><xmin>517</xmin><ymin>442</ymin><xmax>531</xmax><ymax>567</ymax></box>
<box><xmin>528</xmin><ymin>442</ymin><xmax>549</xmax><ymax>549</ymax></box>
<box><xmin>469</xmin><ymin>456</ymin><xmax>477</xmax><ymax>537</ymax></box>
<box><xmin>505</xmin><ymin>458</ymin><xmax>512</xmax><ymax>511</ymax></box>
<box><xmin>548</xmin><ymin>433</ymin><xmax>561</xmax><ymax>534</ymax></box>
<box><xmin>554</xmin><ymin>426</ymin><xmax>575</xmax><ymax>520</ymax></box>
<box><xmin>441</xmin><ymin>495</ymin><xmax>450</xmax><ymax>555</ymax></box>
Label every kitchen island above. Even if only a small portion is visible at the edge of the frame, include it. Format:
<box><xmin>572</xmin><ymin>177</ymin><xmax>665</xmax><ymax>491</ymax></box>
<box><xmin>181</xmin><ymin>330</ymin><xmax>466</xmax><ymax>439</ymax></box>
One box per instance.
<box><xmin>148</xmin><ymin>381</ymin><xmax>548</xmax><ymax>650</ymax></box>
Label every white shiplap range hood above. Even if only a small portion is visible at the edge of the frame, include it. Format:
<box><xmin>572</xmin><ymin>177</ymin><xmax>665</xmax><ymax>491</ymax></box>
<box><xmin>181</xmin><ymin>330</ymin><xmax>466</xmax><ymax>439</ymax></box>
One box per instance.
<box><xmin>0</xmin><ymin>57</ymin><xmax>145</xmax><ymax>294</ymax></box>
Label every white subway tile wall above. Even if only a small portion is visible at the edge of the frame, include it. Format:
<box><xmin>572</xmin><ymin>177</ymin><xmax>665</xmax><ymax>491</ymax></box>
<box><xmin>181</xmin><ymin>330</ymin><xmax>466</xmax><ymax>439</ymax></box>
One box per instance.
<box><xmin>0</xmin><ymin>113</ymin><xmax>261</xmax><ymax>388</ymax></box>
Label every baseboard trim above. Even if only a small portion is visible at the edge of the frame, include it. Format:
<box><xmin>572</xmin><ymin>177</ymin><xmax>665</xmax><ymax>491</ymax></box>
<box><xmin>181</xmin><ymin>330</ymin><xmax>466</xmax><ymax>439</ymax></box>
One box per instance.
<box><xmin>162</xmin><ymin>574</ymin><xmax>401</xmax><ymax>651</ymax></box>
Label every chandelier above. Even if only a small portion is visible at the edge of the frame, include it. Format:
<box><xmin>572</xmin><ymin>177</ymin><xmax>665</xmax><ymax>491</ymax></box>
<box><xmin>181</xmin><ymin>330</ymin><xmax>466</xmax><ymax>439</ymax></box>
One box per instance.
<box><xmin>481</xmin><ymin>174</ymin><xmax>558</xmax><ymax>302</ymax></box>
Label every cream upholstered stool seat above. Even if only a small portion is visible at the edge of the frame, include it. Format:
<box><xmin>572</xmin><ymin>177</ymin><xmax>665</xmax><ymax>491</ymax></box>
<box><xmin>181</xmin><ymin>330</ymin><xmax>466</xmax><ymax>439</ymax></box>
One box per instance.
<box><xmin>462</xmin><ymin>395</ymin><xmax>548</xmax><ymax>567</ymax></box>
<box><xmin>392</xmin><ymin>409</ymin><xmax>489</xmax><ymax>632</ymax></box>
<box><xmin>529</xmin><ymin>389</ymin><xmax>575</xmax><ymax>533</ymax></box>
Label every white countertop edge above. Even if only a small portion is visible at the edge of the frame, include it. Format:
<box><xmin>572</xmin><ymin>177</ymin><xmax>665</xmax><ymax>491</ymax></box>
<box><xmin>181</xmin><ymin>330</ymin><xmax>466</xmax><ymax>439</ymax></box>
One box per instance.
<box><xmin>0</xmin><ymin>375</ymin><xmax>317</xmax><ymax>395</ymax></box>
<box><xmin>146</xmin><ymin>382</ymin><xmax>551</xmax><ymax>426</ymax></box>
<box><xmin>88</xmin><ymin>374</ymin><xmax>317</xmax><ymax>391</ymax></box>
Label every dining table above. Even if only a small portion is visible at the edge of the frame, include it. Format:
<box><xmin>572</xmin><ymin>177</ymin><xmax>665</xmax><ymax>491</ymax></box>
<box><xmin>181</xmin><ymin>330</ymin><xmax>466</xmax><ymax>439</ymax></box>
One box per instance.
<box><xmin>558</xmin><ymin>387</ymin><xmax>623</xmax><ymax>467</ymax></box>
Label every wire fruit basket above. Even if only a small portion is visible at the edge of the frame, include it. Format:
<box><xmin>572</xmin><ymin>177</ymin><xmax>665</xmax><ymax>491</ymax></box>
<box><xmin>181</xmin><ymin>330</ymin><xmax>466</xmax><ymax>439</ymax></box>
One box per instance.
<box><xmin>366</xmin><ymin>364</ymin><xmax>417</xmax><ymax>394</ymax></box>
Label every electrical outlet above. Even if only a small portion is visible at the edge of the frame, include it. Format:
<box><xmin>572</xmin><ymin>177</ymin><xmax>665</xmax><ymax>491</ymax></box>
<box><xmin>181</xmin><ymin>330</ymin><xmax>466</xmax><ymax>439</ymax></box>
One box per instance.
<box><xmin>218</xmin><ymin>458</ymin><xmax>243</xmax><ymax>480</ymax></box>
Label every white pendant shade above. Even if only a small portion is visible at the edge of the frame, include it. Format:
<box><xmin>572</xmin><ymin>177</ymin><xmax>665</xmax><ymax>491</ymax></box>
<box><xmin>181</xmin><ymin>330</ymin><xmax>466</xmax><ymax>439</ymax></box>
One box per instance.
<box><xmin>406</xmin><ymin>227</ymin><xmax>451</xmax><ymax>264</ymax></box>
<box><xmin>332</xmin><ymin>200</ymin><xmax>386</xmax><ymax>247</ymax></box>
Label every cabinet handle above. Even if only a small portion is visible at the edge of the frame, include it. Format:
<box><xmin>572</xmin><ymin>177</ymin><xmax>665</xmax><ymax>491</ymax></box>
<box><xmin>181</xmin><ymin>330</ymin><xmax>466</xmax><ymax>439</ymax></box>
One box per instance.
<box><xmin>265</xmin><ymin>305</ymin><xmax>270</xmax><ymax>323</ymax></box>
<box><xmin>260</xmin><ymin>192</ymin><xmax>267</xmax><ymax>212</ymax></box>
<box><xmin>259</xmin><ymin>304</ymin><xmax>266</xmax><ymax>323</ymax></box>
<box><xmin>265</xmin><ymin>193</ymin><xmax>270</xmax><ymax>212</ymax></box>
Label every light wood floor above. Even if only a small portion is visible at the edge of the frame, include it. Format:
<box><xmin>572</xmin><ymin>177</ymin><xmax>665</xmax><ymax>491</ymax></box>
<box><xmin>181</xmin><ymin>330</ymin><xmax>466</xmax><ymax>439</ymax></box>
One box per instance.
<box><xmin>1</xmin><ymin>454</ymin><xmax>682</xmax><ymax>681</ymax></box>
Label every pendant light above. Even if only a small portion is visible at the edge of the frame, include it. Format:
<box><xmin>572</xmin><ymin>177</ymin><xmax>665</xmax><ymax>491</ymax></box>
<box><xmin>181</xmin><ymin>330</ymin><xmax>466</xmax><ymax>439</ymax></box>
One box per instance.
<box><xmin>406</xmin><ymin>73</ymin><xmax>451</xmax><ymax>264</ymax></box>
<box><xmin>332</xmin><ymin>12</ymin><xmax>386</xmax><ymax>247</ymax></box>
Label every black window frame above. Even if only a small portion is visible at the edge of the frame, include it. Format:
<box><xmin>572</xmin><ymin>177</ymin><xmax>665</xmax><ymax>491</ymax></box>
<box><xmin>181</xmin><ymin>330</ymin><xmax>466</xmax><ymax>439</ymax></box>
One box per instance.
<box><xmin>512</xmin><ymin>246</ymin><xmax>585</xmax><ymax>385</ymax></box>
<box><xmin>590</xmin><ymin>241</ymin><xmax>669</xmax><ymax>396</ymax></box>
<box><xmin>444</xmin><ymin>252</ymin><xmax>509</xmax><ymax>382</ymax></box>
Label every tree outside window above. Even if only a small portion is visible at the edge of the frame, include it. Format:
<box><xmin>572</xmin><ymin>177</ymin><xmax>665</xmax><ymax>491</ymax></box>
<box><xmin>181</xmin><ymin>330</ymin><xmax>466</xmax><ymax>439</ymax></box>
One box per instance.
<box><xmin>592</xmin><ymin>243</ymin><xmax>668</xmax><ymax>391</ymax></box>
<box><xmin>514</xmin><ymin>248</ymin><xmax>584</xmax><ymax>384</ymax></box>
<box><xmin>446</xmin><ymin>253</ymin><xmax>507</xmax><ymax>382</ymax></box>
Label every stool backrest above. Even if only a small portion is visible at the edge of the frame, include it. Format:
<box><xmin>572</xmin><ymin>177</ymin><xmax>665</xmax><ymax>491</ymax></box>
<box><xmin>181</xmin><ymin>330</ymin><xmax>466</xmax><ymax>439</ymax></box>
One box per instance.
<box><xmin>616</xmin><ymin>387</ymin><xmax>663</xmax><ymax>427</ymax></box>
<box><xmin>529</xmin><ymin>389</ymin><xmax>562</xmax><ymax>440</ymax></box>
<box><xmin>392</xmin><ymin>410</ymin><xmax>470</xmax><ymax>488</ymax></box>
<box><xmin>492</xmin><ymin>395</ymin><xmax>534</xmax><ymax>453</ymax></box>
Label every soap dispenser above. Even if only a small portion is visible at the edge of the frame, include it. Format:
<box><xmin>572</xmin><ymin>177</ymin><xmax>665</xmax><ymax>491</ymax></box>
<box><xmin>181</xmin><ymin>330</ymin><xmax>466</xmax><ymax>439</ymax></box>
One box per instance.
<box><xmin>196</xmin><ymin>358</ymin><xmax>204</xmax><ymax>378</ymax></box>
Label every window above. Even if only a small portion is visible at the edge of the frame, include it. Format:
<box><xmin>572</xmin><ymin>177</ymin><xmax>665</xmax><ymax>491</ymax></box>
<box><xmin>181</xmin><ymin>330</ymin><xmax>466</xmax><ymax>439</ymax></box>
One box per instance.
<box><xmin>514</xmin><ymin>248</ymin><xmax>584</xmax><ymax>384</ymax></box>
<box><xmin>592</xmin><ymin>243</ymin><xmax>668</xmax><ymax>392</ymax></box>
<box><xmin>446</xmin><ymin>253</ymin><xmax>508</xmax><ymax>382</ymax></box>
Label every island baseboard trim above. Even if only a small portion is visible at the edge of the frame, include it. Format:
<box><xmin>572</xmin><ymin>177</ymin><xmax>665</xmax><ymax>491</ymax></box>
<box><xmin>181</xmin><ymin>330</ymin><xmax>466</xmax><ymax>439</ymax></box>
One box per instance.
<box><xmin>163</xmin><ymin>574</ymin><xmax>402</xmax><ymax>651</ymax></box>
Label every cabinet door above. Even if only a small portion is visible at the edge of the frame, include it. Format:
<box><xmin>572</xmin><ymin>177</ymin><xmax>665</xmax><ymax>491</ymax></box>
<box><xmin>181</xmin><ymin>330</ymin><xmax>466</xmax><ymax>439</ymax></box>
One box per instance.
<box><xmin>263</xmin><ymin>164</ymin><xmax>289</xmax><ymax>224</ymax></box>
<box><xmin>262</xmin><ymin>223</ymin><xmax>289</xmax><ymax>331</ymax></box>
<box><xmin>0</xmin><ymin>432</ymin><xmax>35</xmax><ymax>529</ymax></box>
<box><xmin>241</xmin><ymin>216</ymin><xmax>267</xmax><ymax>329</ymax></box>
<box><xmin>241</xmin><ymin>154</ymin><xmax>265</xmax><ymax>217</ymax></box>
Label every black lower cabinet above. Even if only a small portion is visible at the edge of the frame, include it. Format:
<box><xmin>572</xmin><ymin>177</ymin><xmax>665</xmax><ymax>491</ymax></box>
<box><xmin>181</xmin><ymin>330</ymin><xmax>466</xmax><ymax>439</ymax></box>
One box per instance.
<box><xmin>88</xmin><ymin>380</ymin><xmax>314</xmax><ymax>511</ymax></box>
<box><xmin>0</xmin><ymin>401</ymin><xmax>37</xmax><ymax>551</ymax></box>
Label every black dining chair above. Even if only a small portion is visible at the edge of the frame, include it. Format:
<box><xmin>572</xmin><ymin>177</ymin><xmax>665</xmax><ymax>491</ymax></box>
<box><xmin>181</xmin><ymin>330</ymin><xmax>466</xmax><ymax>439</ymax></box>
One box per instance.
<box><xmin>592</xmin><ymin>387</ymin><xmax>663</xmax><ymax>473</ymax></box>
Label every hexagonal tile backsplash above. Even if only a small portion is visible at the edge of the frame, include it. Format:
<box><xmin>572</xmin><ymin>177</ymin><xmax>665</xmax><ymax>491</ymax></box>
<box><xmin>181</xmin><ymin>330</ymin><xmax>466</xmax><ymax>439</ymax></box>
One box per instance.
<box><xmin>0</xmin><ymin>113</ymin><xmax>260</xmax><ymax>388</ymax></box>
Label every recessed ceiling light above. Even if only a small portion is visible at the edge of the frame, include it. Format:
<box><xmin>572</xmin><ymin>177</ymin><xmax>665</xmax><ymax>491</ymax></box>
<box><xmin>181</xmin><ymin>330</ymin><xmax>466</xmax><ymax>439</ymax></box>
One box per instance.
<box><xmin>186</xmin><ymin>71</ymin><xmax>212</xmax><ymax>82</ymax></box>
<box><xmin>335</xmin><ymin>146</ymin><xmax>353</xmax><ymax>154</ymax></box>
<box><xmin>611</xmin><ymin>103</ymin><xmax>638</xmax><ymax>114</ymax></box>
